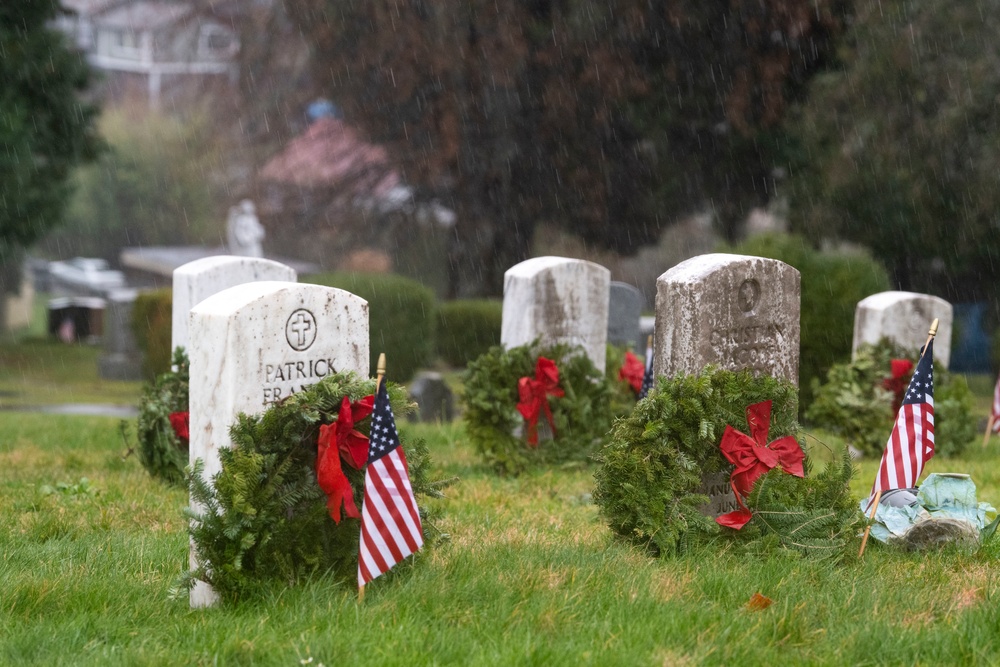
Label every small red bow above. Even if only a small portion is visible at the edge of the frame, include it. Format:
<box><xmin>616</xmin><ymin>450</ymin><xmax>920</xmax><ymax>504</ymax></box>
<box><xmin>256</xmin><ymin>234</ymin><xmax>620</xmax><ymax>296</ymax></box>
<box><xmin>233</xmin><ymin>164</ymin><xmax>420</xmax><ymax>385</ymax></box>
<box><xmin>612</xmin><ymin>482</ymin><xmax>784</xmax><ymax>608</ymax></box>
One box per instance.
<box><xmin>716</xmin><ymin>400</ymin><xmax>804</xmax><ymax>530</ymax></box>
<box><xmin>882</xmin><ymin>358</ymin><xmax>914</xmax><ymax>413</ymax></box>
<box><xmin>315</xmin><ymin>394</ymin><xmax>374</xmax><ymax>523</ymax></box>
<box><xmin>517</xmin><ymin>357</ymin><xmax>565</xmax><ymax>447</ymax></box>
<box><xmin>619</xmin><ymin>351</ymin><xmax>645</xmax><ymax>396</ymax></box>
<box><xmin>168</xmin><ymin>411</ymin><xmax>189</xmax><ymax>442</ymax></box>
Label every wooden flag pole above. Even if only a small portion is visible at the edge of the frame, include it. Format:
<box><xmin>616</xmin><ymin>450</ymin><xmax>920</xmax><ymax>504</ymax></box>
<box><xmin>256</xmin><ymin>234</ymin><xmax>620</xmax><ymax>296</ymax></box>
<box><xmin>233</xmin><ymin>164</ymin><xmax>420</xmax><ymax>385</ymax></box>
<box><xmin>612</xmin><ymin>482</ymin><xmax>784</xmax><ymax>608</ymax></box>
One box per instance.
<box><xmin>858</xmin><ymin>318</ymin><xmax>939</xmax><ymax>558</ymax></box>
<box><xmin>359</xmin><ymin>352</ymin><xmax>388</xmax><ymax>604</ymax></box>
<box><xmin>984</xmin><ymin>415</ymin><xmax>995</xmax><ymax>449</ymax></box>
<box><xmin>858</xmin><ymin>490</ymin><xmax>882</xmax><ymax>558</ymax></box>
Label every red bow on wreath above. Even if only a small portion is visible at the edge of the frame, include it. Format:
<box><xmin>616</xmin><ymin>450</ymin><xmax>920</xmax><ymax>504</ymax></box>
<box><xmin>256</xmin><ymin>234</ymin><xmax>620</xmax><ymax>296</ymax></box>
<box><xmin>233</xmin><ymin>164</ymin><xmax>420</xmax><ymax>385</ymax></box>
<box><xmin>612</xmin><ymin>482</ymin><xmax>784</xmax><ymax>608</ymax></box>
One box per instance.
<box><xmin>882</xmin><ymin>358</ymin><xmax>914</xmax><ymax>413</ymax></box>
<box><xmin>315</xmin><ymin>394</ymin><xmax>374</xmax><ymax>523</ymax></box>
<box><xmin>517</xmin><ymin>357</ymin><xmax>565</xmax><ymax>447</ymax></box>
<box><xmin>716</xmin><ymin>400</ymin><xmax>804</xmax><ymax>530</ymax></box>
<box><xmin>618</xmin><ymin>350</ymin><xmax>645</xmax><ymax>396</ymax></box>
<box><xmin>168</xmin><ymin>411</ymin><xmax>189</xmax><ymax>443</ymax></box>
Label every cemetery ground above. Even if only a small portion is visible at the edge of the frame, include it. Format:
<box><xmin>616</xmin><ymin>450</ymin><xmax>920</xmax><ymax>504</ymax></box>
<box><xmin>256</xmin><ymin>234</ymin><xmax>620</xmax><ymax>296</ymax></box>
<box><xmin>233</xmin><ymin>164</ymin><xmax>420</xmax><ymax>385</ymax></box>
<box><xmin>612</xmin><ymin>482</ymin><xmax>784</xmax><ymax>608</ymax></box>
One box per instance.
<box><xmin>2</xmin><ymin>342</ymin><xmax>1000</xmax><ymax>664</ymax></box>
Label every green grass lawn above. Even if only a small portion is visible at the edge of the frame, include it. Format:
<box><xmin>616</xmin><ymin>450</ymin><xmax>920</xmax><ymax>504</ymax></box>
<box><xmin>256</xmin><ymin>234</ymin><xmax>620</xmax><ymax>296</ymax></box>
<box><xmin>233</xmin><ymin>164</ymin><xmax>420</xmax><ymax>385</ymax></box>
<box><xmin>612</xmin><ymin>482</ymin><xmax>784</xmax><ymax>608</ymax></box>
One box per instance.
<box><xmin>0</xmin><ymin>337</ymin><xmax>143</xmax><ymax>407</ymax></box>
<box><xmin>3</xmin><ymin>408</ymin><xmax>1000</xmax><ymax>666</ymax></box>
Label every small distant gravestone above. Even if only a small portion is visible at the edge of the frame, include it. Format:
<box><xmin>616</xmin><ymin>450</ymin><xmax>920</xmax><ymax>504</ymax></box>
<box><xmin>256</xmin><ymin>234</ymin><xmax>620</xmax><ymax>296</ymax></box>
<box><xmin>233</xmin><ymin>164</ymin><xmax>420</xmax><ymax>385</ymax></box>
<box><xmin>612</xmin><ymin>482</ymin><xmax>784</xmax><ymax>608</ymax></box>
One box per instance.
<box><xmin>655</xmin><ymin>253</ymin><xmax>801</xmax><ymax>517</ymax></box>
<box><xmin>853</xmin><ymin>291</ymin><xmax>953</xmax><ymax>368</ymax></box>
<box><xmin>187</xmin><ymin>281</ymin><xmax>369</xmax><ymax>608</ymax></box>
<box><xmin>98</xmin><ymin>289</ymin><xmax>142</xmax><ymax>380</ymax></box>
<box><xmin>501</xmin><ymin>256</ymin><xmax>611</xmax><ymax>372</ymax></box>
<box><xmin>172</xmin><ymin>256</ymin><xmax>296</xmax><ymax>354</ymax></box>
<box><xmin>607</xmin><ymin>281</ymin><xmax>644</xmax><ymax>349</ymax></box>
<box><xmin>407</xmin><ymin>371</ymin><xmax>455</xmax><ymax>423</ymax></box>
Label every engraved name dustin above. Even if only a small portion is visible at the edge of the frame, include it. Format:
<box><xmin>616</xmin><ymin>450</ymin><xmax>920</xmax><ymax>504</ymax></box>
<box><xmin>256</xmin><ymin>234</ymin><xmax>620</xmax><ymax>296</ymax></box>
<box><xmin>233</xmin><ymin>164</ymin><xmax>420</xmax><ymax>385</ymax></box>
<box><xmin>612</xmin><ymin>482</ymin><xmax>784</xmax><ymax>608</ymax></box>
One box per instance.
<box><xmin>709</xmin><ymin>322</ymin><xmax>784</xmax><ymax>347</ymax></box>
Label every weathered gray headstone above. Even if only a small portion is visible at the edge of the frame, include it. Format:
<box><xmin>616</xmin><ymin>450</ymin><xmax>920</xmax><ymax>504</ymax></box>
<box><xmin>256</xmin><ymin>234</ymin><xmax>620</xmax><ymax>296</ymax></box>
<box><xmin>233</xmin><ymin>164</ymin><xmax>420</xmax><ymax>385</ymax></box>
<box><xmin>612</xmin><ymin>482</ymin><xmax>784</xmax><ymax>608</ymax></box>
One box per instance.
<box><xmin>187</xmin><ymin>281</ymin><xmax>369</xmax><ymax>608</ymax></box>
<box><xmin>654</xmin><ymin>253</ymin><xmax>800</xmax><ymax>518</ymax></box>
<box><xmin>501</xmin><ymin>256</ymin><xmax>611</xmax><ymax>372</ymax></box>
<box><xmin>407</xmin><ymin>371</ymin><xmax>455</xmax><ymax>423</ymax></box>
<box><xmin>853</xmin><ymin>291</ymin><xmax>953</xmax><ymax>368</ymax></box>
<box><xmin>654</xmin><ymin>253</ymin><xmax>800</xmax><ymax>385</ymax></box>
<box><xmin>172</xmin><ymin>255</ymin><xmax>297</xmax><ymax>354</ymax></box>
<box><xmin>98</xmin><ymin>288</ymin><xmax>143</xmax><ymax>380</ymax></box>
<box><xmin>607</xmin><ymin>281</ymin><xmax>644</xmax><ymax>349</ymax></box>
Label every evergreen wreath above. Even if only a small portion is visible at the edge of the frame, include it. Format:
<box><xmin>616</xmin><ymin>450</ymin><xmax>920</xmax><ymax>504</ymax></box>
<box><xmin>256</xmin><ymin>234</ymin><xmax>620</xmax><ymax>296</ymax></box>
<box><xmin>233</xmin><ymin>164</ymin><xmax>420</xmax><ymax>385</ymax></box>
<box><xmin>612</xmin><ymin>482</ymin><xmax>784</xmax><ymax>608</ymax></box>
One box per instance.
<box><xmin>593</xmin><ymin>366</ymin><xmax>860</xmax><ymax>558</ymax></box>
<box><xmin>462</xmin><ymin>341</ymin><xmax>615</xmax><ymax>475</ymax></box>
<box><xmin>181</xmin><ymin>372</ymin><xmax>445</xmax><ymax>602</ymax></box>
<box><xmin>806</xmin><ymin>339</ymin><xmax>976</xmax><ymax>457</ymax></box>
<box><xmin>135</xmin><ymin>347</ymin><xmax>190</xmax><ymax>485</ymax></box>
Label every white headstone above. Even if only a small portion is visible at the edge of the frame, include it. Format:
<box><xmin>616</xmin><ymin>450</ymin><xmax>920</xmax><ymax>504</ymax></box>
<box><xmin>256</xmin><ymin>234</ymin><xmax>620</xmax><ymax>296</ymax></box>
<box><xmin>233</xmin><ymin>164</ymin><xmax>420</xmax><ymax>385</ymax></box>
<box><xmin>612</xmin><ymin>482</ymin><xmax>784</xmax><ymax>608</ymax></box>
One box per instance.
<box><xmin>654</xmin><ymin>253</ymin><xmax>800</xmax><ymax>385</ymax></box>
<box><xmin>187</xmin><ymin>281</ymin><xmax>369</xmax><ymax>607</ymax></box>
<box><xmin>655</xmin><ymin>253</ymin><xmax>800</xmax><ymax>519</ymax></box>
<box><xmin>501</xmin><ymin>256</ymin><xmax>611</xmax><ymax>372</ymax></box>
<box><xmin>172</xmin><ymin>256</ymin><xmax>296</xmax><ymax>354</ymax></box>
<box><xmin>853</xmin><ymin>291</ymin><xmax>953</xmax><ymax>368</ymax></box>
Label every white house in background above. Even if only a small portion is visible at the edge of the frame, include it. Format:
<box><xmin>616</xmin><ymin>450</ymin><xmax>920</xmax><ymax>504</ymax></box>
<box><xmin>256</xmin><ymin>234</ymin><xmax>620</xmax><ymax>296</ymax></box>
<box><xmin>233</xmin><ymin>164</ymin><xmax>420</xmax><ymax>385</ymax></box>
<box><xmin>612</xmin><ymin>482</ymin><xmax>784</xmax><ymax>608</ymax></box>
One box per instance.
<box><xmin>55</xmin><ymin>0</ymin><xmax>129</xmax><ymax>51</ymax></box>
<box><xmin>56</xmin><ymin>0</ymin><xmax>240</xmax><ymax>110</ymax></box>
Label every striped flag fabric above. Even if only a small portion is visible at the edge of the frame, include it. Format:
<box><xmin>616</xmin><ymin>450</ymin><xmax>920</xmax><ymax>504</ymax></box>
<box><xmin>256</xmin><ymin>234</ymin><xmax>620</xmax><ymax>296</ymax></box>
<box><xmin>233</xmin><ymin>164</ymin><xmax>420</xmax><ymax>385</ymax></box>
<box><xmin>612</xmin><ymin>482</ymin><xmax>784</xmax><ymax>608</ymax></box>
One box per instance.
<box><xmin>638</xmin><ymin>341</ymin><xmax>654</xmax><ymax>399</ymax></box>
<box><xmin>358</xmin><ymin>381</ymin><xmax>423</xmax><ymax>588</ymax></box>
<box><xmin>870</xmin><ymin>339</ymin><xmax>935</xmax><ymax>501</ymax></box>
<box><xmin>991</xmin><ymin>372</ymin><xmax>1000</xmax><ymax>433</ymax></box>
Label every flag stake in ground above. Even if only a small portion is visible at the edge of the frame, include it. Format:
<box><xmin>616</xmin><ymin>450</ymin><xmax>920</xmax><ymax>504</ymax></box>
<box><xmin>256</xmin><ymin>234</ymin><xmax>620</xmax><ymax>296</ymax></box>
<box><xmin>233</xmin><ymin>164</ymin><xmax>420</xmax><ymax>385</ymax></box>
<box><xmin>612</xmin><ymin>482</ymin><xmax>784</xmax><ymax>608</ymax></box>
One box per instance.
<box><xmin>983</xmin><ymin>370</ymin><xmax>1000</xmax><ymax>448</ymax></box>
<box><xmin>638</xmin><ymin>334</ymin><xmax>654</xmax><ymax>400</ymax></box>
<box><xmin>859</xmin><ymin>318</ymin><xmax>938</xmax><ymax>558</ymax></box>
<box><xmin>359</xmin><ymin>352</ymin><xmax>387</xmax><ymax>603</ymax></box>
<box><xmin>358</xmin><ymin>351</ymin><xmax>423</xmax><ymax>601</ymax></box>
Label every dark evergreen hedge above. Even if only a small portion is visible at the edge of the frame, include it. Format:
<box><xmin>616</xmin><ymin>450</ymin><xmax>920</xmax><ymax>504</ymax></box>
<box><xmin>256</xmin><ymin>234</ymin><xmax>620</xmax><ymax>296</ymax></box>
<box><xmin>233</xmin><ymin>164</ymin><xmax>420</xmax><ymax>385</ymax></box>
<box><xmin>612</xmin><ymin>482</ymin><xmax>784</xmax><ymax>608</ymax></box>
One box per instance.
<box><xmin>305</xmin><ymin>272</ymin><xmax>436</xmax><ymax>382</ymax></box>
<box><xmin>435</xmin><ymin>299</ymin><xmax>501</xmax><ymax>367</ymax></box>
<box><xmin>131</xmin><ymin>288</ymin><xmax>172</xmax><ymax>379</ymax></box>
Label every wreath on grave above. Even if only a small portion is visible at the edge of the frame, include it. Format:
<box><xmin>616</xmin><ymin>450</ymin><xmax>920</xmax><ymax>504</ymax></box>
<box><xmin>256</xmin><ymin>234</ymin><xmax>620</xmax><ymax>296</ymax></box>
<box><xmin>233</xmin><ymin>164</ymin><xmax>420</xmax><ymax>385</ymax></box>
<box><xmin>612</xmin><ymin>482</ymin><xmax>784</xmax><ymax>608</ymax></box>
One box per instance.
<box><xmin>462</xmin><ymin>341</ymin><xmax>615</xmax><ymax>475</ymax></box>
<box><xmin>593</xmin><ymin>366</ymin><xmax>860</xmax><ymax>558</ymax></box>
<box><xmin>179</xmin><ymin>371</ymin><xmax>447</xmax><ymax>602</ymax></box>
<box><xmin>134</xmin><ymin>347</ymin><xmax>190</xmax><ymax>486</ymax></box>
<box><xmin>806</xmin><ymin>339</ymin><xmax>976</xmax><ymax>458</ymax></box>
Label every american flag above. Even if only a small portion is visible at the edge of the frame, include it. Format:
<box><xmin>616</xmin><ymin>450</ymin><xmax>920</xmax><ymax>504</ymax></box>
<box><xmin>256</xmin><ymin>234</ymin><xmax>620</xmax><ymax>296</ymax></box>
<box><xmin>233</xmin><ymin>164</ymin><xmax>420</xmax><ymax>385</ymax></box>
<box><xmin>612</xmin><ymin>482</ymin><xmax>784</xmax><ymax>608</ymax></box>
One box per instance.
<box><xmin>991</xmin><ymin>372</ymin><xmax>1000</xmax><ymax>433</ymax></box>
<box><xmin>870</xmin><ymin>339</ymin><xmax>935</xmax><ymax>501</ymax></box>
<box><xmin>358</xmin><ymin>381</ymin><xmax>423</xmax><ymax>588</ymax></box>
<box><xmin>638</xmin><ymin>341</ymin><xmax>654</xmax><ymax>399</ymax></box>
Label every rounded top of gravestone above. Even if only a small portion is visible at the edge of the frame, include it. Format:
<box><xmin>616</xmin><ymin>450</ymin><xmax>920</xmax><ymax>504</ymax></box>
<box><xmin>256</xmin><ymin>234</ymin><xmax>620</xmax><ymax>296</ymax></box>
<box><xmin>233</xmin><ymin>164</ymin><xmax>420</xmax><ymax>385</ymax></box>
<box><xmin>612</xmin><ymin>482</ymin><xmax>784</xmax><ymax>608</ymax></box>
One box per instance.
<box><xmin>191</xmin><ymin>280</ymin><xmax>367</xmax><ymax>317</ymax></box>
<box><xmin>857</xmin><ymin>291</ymin><xmax>951</xmax><ymax>310</ymax></box>
<box><xmin>659</xmin><ymin>253</ymin><xmax>784</xmax><ymax>284</ymax></box>
<box><xmin>174</xmin><ymin>255</ymin><xmax>297</xmax><ymax>280</ymax></box>
<box><xmin>505</xmin><ymin>255</ymin><xmax>609</xmax><ymax>279</ymax></box>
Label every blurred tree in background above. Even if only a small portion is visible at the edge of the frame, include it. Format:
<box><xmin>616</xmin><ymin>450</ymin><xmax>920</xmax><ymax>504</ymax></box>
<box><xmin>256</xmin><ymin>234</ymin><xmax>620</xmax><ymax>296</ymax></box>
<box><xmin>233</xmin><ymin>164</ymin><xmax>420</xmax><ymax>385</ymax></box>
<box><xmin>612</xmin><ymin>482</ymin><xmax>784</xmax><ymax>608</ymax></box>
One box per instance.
<box><xmin>44</xmin><ymin>108</ymin><xmax>228</xmax><ymax>263</ymax></box>
<box><xmin>0</xmin><ymin>0</ymin><xmax>100</xmax><ymax>284</ymax></box>
<box><xmin>284</xmin><ymin>0</ymin><xmax>849</xmax><ymax>297</ymax></box>
<box><xmin>785</xmin><ymin>0</ymin><xmax>1000</xmax><ymax>306</ymax></box>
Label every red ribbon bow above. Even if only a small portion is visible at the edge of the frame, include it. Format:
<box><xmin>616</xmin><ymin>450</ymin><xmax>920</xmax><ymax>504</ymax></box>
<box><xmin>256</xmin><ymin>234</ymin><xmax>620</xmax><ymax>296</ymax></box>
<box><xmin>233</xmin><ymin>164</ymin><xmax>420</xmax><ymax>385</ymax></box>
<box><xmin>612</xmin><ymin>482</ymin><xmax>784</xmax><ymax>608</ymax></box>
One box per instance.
<box><xmin>619</xmin><ymin>350</ymin><xmax>645</xmax><ymax>396</ymax></box>
<box><xmin>716</xmin><ymin>400</ymin><xmax>805</xmax><ymax>530</ymax></box>
<box><xmin>516</xmin><ymin>357</ymin><xmax>565</xmax><ymax>447</ymax></box>
<box><xmin>315</xmin><ymin>394</ymin><xmax>374</xmax><ymax>523</ymax></box>
<box><xmin>168</xmin><ymin>411</ymin><xmax>189</xmax><ymax>442</ymax></box>
<box><xmin>882</xmin><ymin>358</ymin><xmax>914</xmax><ymax>413</ymax></box>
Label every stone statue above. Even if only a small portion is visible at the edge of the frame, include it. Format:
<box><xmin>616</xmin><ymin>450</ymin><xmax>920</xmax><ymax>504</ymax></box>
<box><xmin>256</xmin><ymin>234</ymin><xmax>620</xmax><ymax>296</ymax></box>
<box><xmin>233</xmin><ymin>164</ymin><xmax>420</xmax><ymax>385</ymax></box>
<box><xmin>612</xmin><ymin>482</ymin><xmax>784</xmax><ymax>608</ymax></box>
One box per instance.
<box><xmin>226</xmin><ymin>199</ymin><xmax>265</xmax><ymax>258</ymax></box>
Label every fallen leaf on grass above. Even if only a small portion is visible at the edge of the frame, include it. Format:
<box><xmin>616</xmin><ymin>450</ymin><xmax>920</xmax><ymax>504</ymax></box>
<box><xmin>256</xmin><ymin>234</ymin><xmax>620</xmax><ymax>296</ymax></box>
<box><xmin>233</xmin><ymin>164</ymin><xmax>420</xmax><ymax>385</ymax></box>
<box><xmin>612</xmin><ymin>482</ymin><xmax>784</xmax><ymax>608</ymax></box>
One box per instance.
<box><xmin>746</xmin><ymin>592</ymin><xmax>774</xmax><ymax>611</ymax></box>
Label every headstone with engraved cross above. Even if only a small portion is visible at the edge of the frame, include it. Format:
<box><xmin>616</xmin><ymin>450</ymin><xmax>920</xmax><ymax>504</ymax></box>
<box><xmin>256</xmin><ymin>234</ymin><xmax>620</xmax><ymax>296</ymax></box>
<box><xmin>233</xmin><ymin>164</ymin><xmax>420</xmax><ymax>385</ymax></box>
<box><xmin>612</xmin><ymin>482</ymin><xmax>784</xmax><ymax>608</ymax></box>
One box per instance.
<box><xmin>187</xmin><ymin>281</ymin><xmax>369</xmax><ymax>608</ymax></box>
<box><xmin>654</xmin><ymin>253</ymin><xmax>801</xmax><ymax>518</ymax></box>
